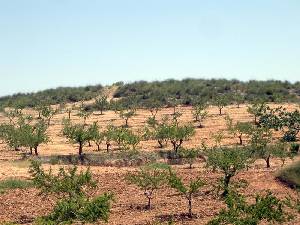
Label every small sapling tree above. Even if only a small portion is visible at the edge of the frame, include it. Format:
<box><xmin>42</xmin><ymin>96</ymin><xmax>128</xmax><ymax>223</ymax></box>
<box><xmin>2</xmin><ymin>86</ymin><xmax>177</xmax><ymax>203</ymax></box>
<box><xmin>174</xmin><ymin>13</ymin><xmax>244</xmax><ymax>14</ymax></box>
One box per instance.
<box><xmin>206</xmin><ymin>147</ymin><xmax>251</xmax><ymax>197</ymax></box>
<box><xmin>270</xmin><ymin>142</ymin><xmax>292</xmax><ymax>166</ymax></box>
<box><xmin>151</xmin><ymin>116</ymin><xmax>170</xmax><ymax>148</ymax></box>
<box><xmin>168</xmin><ymin>169</ymin><xmax>205</xmax><ymax>217</ymax></box>
<box><xmin>208</xmin><ymin>190</ymin><xmax>292</xmax><ymax>225</ymax></box>
<box><xmin>38</xmin><ymin>105</ymin><xmax>58</xmax><ymax>126</ymax></box>
<box><xmin>29</xmin><ymin>161</ymin><xmax>113</xmax><ymax>224</ymax></box>
<box><xmin>88</xmin><ymin>122</ymin><xmax>104</xmax><ymax>151</ymax></box>
<box><xmin>126</xmin><ymin>163</ymin><xmax>169</xmax><ymax>209</ymax></box>
<box><xmin>192</xmin><ymin>102</ymin><xmax>208</xmax><ymax>128</ymax></box>
<box><xmin>226</xmin><ymin>116</ymin><xmax>253</xmax><ymax>145</ymax></box>
<box><xmin>4</xmin><ymin>108</ymin><xmax>22</xmax><ymax>125</ymax></box>
<box><xmin>146</xmin><ymin>100</ymin><xmax>162</xmax><ymax>120</ymax></box>
<box><xmin>123</xmin><ymin>130</ymin><xmax>141</xmax><ymax>151</ymax></box>
<box><xmin>62</xmin><ymin>120</ymin><xmax>91</xmax><ymax>158</ymax></box>
<box><xmin>77</xmin><ymin>105</ymin><xmax>92</xmax><ymax>125</ymax></box>
<box><xmin>65</xmin><ymin>104</ymin><xmax>76</xmax><ymax>120</ymax></box>
<box><xmin>167</xmin><ymin>97</ymin><xmax>180</xmax><ymax>115</ymax></box>
<box><xmin>26</xmin><ymin>121</ymin><xmax>49</xmax><ymax>155</ymax></box>
<box><xmin>211</xmin><ymin>131</ymin><xmax>225</xmax><ymax>147</ymax></box>
<box><xmin>103</xmin><ymin>124</ymin><xmax>116</xmax><ymax>152</ymax></box>
<box><xmin>118</xmin><ymin>109</ymin><xmax>136</xmax><ymax>127</ymax></box>
<box><xmin>247</xmin><ymin>101</ymin><xmax>268</xmax><ymax>125</ymax></box>
<box><xmin>248</xmin><ymin>127</ymin><xmax>273</xmax><ymax>168</ymax></box>
<box><xmin>178</xmin><ymin>148</ymin><xmax>200</xmax><ymax>169</ymax></box>
<box><xmin>234</xmin><ymin>93</ymin><xmax>245</xmax><ymax>108</ymax></box>
<box><xmin>214</xmin><ymin>95</ymin><xmax>229</xmax><ymax>115</ymax></box>
<box><xmin>95</xmin><ymin>95</ymin><xmax>109</xmax><ymax>115</ymax></box>
<box><xmin>0</xmin><ymin>123</ymin><xmax>22</xmax><ymax>151</ymax></box>
<box><xmin>167</xmin><ymin>123</ymin><xmax>195</xmax><ymax>153</ymax></box>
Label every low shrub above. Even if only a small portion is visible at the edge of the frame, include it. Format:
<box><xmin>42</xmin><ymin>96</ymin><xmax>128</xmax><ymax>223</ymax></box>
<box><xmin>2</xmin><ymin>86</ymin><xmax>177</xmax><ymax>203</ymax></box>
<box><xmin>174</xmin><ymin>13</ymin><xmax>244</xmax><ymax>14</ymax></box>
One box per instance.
<box><xmin>0</xmin><ymin>178</ymin><xmax>33</xmax><ymax>194</ymax></box>
<box><xmin>276</xmin><ymin>160</ymin><xmax>300</xmax><ymax>189</ymax></box>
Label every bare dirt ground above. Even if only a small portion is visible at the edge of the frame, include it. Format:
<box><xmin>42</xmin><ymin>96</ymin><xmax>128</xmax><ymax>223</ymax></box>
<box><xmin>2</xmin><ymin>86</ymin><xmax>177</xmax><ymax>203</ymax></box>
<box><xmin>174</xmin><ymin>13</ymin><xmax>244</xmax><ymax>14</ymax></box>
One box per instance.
<box><xmin>0</xmin><ymin>103</ymin><xmax>300</xmax><ymax>224</ymax></box>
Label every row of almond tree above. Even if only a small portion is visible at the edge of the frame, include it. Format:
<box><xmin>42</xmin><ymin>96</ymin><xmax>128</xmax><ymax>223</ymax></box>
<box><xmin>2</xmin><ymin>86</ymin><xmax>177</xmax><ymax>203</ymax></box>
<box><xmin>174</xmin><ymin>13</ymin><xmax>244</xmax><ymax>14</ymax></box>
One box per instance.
<box><xmin>0</xmin><ymin>100</ymin><xmax>300</xmax><ymax>224</ymax></box>
<box><xmin>0</xmin><ymin>101</ymin><xmax>299</xmax><ymax>167</ymax></box>
<box><xmin>27</xmin><ymin>144</ymin><xmax>300</xmax><ymax>224</ymax></box>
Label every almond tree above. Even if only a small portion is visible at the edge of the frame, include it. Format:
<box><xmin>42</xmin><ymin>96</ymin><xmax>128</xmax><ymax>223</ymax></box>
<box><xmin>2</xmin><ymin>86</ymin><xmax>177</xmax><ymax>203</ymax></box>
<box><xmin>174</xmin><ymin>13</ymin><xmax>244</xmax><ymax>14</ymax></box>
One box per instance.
<box><xmin>248</xmin><ymin>127</ymin><xmax>273</xmax><ymax>168</ymax></box>
<box><xmin>167</xmin><ymin>123</ymin><xmax>195</xmax><ymax>153</ymax></box>
<box><xmin>62</xmin><ymin>120</ymin><xmax>92</xmax><ymax>159</ymax></box>
<box><xmin>247</xmin><ymin>101</ymin><xmax>268</xmax><ymax>125</ymax></box>
<box><xmin>192</xmin><ymin>102</ymin><xmax>208</xmax><ymax>128</ymax></box>
<box><xmin>126</xmin><ymin>163</ymin><xmax>169</xmax><ymax>209</ymax></box>
<box><xmin>29</xmin><ymin>161</ymin><xmax>113</xmax><ymax>224</ymax></box>
<box><xmin>168</xmin><ymin>169</ymin><xmax>205</xmax><ymax>217</ymax></box>
<box><xmin>152</xmin><ymin>117</ymin><xmax>170</xmax><ymax>148</ymax></box>
<box><xmin>145</xmin><ymin>100</ymin><xmax>162</xmax><ymax>120</ymax></box>
<box><xmin>77</xmin><ymin>105</ymin><xmax>92</xmax><ymax>125</ymax></box>
<box><xmin>226</xmin><ymin>116</ymin><xmax>253</xmax><ymax>145</ymax></box>
<box><xmin>102</xmin><ymin>124</ymin><xmax>116</xmax><ymax>152</ymax></box>
<box><xmin>40</xmin><ymin>105</ymin><xmax>58</xmax><ymax>125</ymax></box>
<box><xmin>95</xmin><ymin>95</ymin><xmax>109</xmax><ymax>115</ymax></box>
<box><xmin>178</xmin><ymin>148</ymin><xmax>200</xmax><ymax>169</ymax></box>
<box><xmin>214</xmin><ymin>95</ymin><xmax>229</xmax><ymax>115</ymax></box>
<box><xmin>118</xmin><ymin>109</ymin><xmax>136</xmax><ymax>127</ymax></box>
<box><xmin>234</xmin><ymin>93</ymin><xmax>245</xmax><ymax>108</ymax></box>
<box><xmin>88</xmin><ymin>122</ymin><xmax>104</xmax><ymax>151</ymax></box>
<box><xmin>26</xmin><ymin>121</ymin><xmax>49</xmax><ymax>155</ymax></box>
<box><xmin>206</xmin><ymin>147</ymin><xmax>251</xmax><ymax>197</ymax></box>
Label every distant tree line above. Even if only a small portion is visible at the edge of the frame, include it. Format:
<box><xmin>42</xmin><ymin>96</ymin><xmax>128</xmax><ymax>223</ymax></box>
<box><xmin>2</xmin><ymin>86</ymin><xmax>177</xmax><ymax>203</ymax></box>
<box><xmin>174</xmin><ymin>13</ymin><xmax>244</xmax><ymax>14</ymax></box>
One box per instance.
<box><xmin>1</xmin><ymin>78</ymin><xmax>300</xmax><ymax>111</ymax></box>
<box><xmin>113</xmin><ymin>79</ymin><xmax>300</xmax><ymax>107</ymax></box>
<box><xmin>0</xmin><ymin>85</ymin><xmax>103</xmax><ymax>109</ymax></box>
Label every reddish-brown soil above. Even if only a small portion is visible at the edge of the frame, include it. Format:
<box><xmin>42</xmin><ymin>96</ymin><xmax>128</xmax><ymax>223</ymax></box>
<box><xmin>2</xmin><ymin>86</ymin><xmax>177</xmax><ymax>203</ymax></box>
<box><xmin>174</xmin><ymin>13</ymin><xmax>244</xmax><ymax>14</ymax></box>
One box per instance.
<box><xmin>0</xmin><ymin>103</ymin><xmax>299</xmax><ymax>224</ymax></box>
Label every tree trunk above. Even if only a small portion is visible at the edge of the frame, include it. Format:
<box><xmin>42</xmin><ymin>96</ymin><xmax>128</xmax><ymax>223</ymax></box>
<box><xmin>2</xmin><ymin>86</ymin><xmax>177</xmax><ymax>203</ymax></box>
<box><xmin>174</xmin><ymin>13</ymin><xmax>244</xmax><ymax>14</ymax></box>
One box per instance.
<box><xmin>239</xmin><ymin>135</ymin><xmax>243</xmax><ymax>145</ymax></box>
<box><xmin>219</xmin><ymin>108</ymin><xmax>222</xmax><ymax>115</ymax></box>
<box><xmin>79</xmin><ymin>141</ymin><xmax>84</xmax><ymax>162</ymax></box>
<box><xmin>266</xmin><ymin>155</ymin><xmax>271</xmax><ymax>168</ymax></box>
<box><xmin>100</xmin><ymin>108</ymin><xmax>103</xmax><ymax>115</ymax></box>
<box><xmin>171</xmin><ymin>141</ymin><xmax>177</xmax><ymax>153</ymax></box>
<box><xmin>88</xmin><ymin>140</ymin><xmax>91</xmax><ymax>147</ymax></box>
<box><xmin>158</xmin><ymin>140</ymin><xmax>163</xmax><ymax>148</ymax></box>
<box><xmin>30</xmin><ymin>147</ymin><xmax>33</xmax><ymax>155</ymax></box>
<box><xmin>68</xmin><ymin>111</ymin><xmax>71</xmax><ymax>119</ymax></box>
<box><xmin>177</xmin><ymin>139</ymin><xmax>183</xmax><ymax>152</ymax></box>
<box><xmin>106</xmin><ymin>142</ymin><xmax>110</xmax><ymax>152</ymax></box>
<box><xmin>222</xmin><ymin>173</ymin><xmax>232</xmax><ymax>197</ymax></box>
<box><xmin>147</xmin><ymin>197</ymin><xmax>151</xmax><ymax>210</ymax></box>
<box><xmin>34</xmin><ymin>146</ymin><xmax>38</xmax><ymax>156</ymax></box>
<box><xmin>188</xmin><ymin>197</ymin><xmax>192</xmax><ymax>218</ymax></box>
<box><xmin>97</xmin><ymin>144</ymin><xmax>100</xmax><ymax>151</ymax></box>
<box><xmin>125</xmin><ymin>118</ymin><xmax>128</xmax><ymax>127</ymax></box>
<box><xmin>79</xmin><ymin>141</ymin><xmax>83</xmax><ymax>156</ymax></box>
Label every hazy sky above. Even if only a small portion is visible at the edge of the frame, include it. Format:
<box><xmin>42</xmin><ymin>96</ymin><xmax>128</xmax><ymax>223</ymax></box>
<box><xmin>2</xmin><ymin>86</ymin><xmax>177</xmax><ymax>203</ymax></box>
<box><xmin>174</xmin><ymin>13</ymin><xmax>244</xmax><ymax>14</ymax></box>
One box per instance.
<box><xmin>0</xmin><ymin>0</ymin><xmax>300</xmax><ymax>96</ymax></box>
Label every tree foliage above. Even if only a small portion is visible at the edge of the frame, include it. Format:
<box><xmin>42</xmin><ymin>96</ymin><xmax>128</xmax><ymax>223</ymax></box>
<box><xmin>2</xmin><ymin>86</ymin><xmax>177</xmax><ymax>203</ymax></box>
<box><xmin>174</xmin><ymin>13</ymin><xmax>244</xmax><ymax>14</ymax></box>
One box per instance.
<box><xmin>126</xmin><ymin>163</ymin><xmax>169</xmax><ymax>209</ymax></box>
<box><xmin>192</xmin><ymin>101</ymin><xmax>208</xmax><ymax>128</ymax></box>
<box><xmin>206</xmin><ymin>147</ymin><xmax>251</xmax><ymax>196</ymax></box>
<box><xmin>208</xmin><ymin>190</ymin><xmax>291</xmax><ymax>225</ymax></box>
<box><xmin>168</xmin><ymin>168</ymin><xmax>205</xmax><ymax>217</ymax></box>
<box><xmin>29</xmin><ymin>161</ymin><xmax>113</xmax><ymax>224</ymax></box>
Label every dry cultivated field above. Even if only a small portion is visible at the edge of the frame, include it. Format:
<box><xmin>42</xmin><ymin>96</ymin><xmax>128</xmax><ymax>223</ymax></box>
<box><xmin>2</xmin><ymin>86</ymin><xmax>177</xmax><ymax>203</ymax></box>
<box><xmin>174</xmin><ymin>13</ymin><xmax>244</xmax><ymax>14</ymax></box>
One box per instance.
<box><xmin>0</xmin><ymin>102</ymin><xmax>300</xmax><ymax>225</ymax></box>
